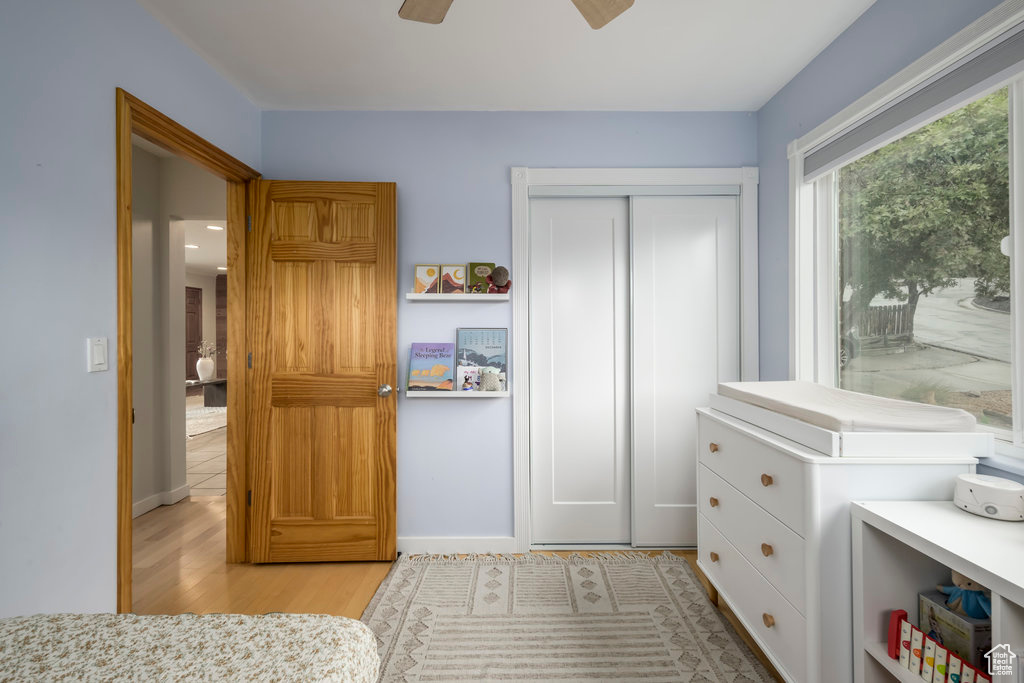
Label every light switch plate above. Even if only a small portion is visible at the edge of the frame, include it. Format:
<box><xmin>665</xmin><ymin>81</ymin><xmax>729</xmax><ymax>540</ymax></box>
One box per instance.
<box><xmin>87</xmin><ymin>337</ymin><xmax>108</xmax><ymax>372</ymax></box>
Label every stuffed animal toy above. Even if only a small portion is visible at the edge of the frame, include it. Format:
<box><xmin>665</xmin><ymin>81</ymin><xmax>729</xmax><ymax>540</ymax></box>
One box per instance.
<box><xmin>937</xmin><ymin>570</ymin><xmax>992</xmax><ymax>619</ymax></box>
<box><xmin>479</xmin><ymin>366</ymin><xmax>501</xmax><ymax>391</ymax></box>
<box><xmin>487</xmin><ymin>266</ymin><xmax>511</xmax><ymax>294</ymax></box>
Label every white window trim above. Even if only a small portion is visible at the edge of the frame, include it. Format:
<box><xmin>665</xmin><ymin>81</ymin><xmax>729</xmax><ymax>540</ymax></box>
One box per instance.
<box><xmin>1009</xmin><ymin>78</ymin><xmax>1024</xmax><ymax>447</ymax></box>
<box><xmin>789</xmin><ymin>0</ymin><xmax>1024</xmax><ymax>454</ymax></box>
<box><xmin>510</xmin><ymin>166</ymin><xmax>760</xmax><ymax>552</ymax></box>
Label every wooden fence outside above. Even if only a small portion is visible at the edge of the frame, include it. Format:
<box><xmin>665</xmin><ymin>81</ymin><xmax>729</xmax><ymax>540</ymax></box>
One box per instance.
<box><xmin>856</xmin><ymin>303</ymin><xmax>913</xmax><ymax>344</ymax></box>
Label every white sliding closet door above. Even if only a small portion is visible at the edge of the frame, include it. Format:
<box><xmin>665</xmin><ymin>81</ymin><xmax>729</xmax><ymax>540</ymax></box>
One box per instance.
<box><xmin>530</xmin><ymin>198</ymin><xmax>631</xmax><ymax>543</ymax></box>
<box><xmin>631</xmin><ymin>196</ymin><xmax>740</xmax><ymax>546</ymax></box>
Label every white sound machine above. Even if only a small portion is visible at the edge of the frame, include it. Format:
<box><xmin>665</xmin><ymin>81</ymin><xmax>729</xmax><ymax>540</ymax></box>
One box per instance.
<box><xmin>953</xmin><ymin>473</ymin><xmax>1024</xmax><ymax>521</ymax></box>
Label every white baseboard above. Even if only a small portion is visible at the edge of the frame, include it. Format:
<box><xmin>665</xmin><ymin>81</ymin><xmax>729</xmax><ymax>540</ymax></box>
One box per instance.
<box><xmin>132</xmin><ymin>484</ymin><xmax>191</xmax><ymax>518</ymax></box>
<box><xmin>397</xmin><ymin>536</ymin><xmax>517</xmax><ymax>555</ymax></box>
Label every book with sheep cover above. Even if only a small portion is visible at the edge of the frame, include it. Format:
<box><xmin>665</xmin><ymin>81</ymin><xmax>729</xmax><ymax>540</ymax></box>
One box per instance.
<box><xmin>407</xmin><ymin>343</ymin><xmax>456</xmax><ymax>391</ymax></box>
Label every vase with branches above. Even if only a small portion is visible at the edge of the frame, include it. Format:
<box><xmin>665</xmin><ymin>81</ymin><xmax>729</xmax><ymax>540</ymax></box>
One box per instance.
<box><xmin>197</xmin><ymin>340</ymin><xmax>216</xmax><ymax>358</ymax></box>
<box><xmin>196</xmin><ymin>340</ymin><xmax>216</xmax><ymax>380</ymax></box>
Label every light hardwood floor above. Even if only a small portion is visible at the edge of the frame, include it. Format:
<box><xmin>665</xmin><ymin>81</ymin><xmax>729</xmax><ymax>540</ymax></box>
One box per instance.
<box><xmin>133</xmin><ymin>497</ymin><xmax>780</xmax><ymax>680</ymax></box>
<box><xmin>132</xmin><ymin>497</ymin><xmax>391</xmax><ymax>618</ymax></box>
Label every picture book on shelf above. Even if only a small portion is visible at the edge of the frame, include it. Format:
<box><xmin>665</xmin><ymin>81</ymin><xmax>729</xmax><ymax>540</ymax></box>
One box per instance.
<box><xmin>899</xmin><ymin>619</ymin><xmax>912</xmax><ymax>668</ymax></box>
<box><xmin>456</xmin><ymin>328</ymin><xmax>508</xmax><ymax>373</ymax></box>
<box><xmin>921</xmin><ymin>636</ymin><xmax>936</xmax><ymax>679</ymax></box>
<box><xmin>948</xmin><ymin>653</ymin><xmax>963</xmax><ymax>682</ymax></box>
<box><xmin>440</xmin><ymin>265</ymin><xmax>466</xmax><ymax>294</ymax></box>
<box><xmin>414</xmin><ymin>265</ymin><xmax>440</xmax><ymax>294</ymax></box>
<box><xmin>467</xmin><ymin>263</ymin><xmax>495</xmax><ymax>293</ymax></box>
<box><xmin>933</xmin><ymin>644</ymin><xmax>948</xmax><ymax>682</ymax></box>
<box><xmin>910</xmin><ymin>627</ymin><xmax>924</xmax><ymax>673</ymax></box>
<box><xmin>407</xmin><ymin>343</ymin><xmax>455</xmax><ymax>391</ymax></box>
<box><xmin>457</xmin><ymin>365</ymin><xmax>481</xmax><ymax>391</ymax></box>
<box><xmin>920</xmin><ymin>591</ymin><xmax>991</xmax><ymax>669</ymax></box>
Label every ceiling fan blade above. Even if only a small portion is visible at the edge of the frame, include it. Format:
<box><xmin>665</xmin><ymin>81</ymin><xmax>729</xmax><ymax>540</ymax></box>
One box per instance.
<box><xmin>569</xmin><ymin>0</ymin><xmax>634</xmax><ymax>29</ymax></box>
<box><xmin>398</xmin><ymin>0</ymin><xmax>455</xmax><ymax>24</ymax></box>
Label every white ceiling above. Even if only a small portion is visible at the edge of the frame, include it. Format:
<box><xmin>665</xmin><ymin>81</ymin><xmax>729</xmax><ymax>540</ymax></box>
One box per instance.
<box><xmin>137</xmin><ymin>0</ymin><xmax>875</xmax><ymax>111</ymax></box>
<box><xmin>182</xmin><ymin>220</ymin><xmax>227</xmax><ymax>277</ymax></box>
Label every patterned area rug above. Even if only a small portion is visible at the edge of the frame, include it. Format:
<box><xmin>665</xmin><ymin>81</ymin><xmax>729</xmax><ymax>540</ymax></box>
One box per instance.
<box><xmin>185</xmin><ymin>406</ymin><xmax>226</xmax><ymax>437</ymax></box>
<box><xmin>361</xmin><ymin>552</ymin><xmax>772</xmax><ymax>682</ymax></box>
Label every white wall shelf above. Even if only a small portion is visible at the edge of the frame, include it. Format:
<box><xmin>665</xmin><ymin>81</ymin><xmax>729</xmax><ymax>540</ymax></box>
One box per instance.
<box><xmin>852</xmin><ymin>500</ymin><xmax>1024</xmax><ymax>683</ymax></box>
<box><xmin>405</xmin><ymin>293</ymin><xmax>509</xmax><ymax>302</ymax></box>
<box><xmin>406</xmin><ymin>391</ymin><xmax>509</xmax><ymax>398</ymax></box>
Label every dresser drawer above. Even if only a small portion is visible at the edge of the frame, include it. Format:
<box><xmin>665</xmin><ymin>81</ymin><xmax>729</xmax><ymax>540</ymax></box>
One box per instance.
<box><xmin>698</xmin><ymin>412</ymin><xmax>806</xmax><ymax>535</ymax></box>
<box><xmin>698</xmin><ymin>514</ymin><xmax>806</xmax><ymax>683</ymax></box>
<box><xmin>698</xmin><ymin>464</ymin><xmax>806</xmax><ymax>614</ymax></box>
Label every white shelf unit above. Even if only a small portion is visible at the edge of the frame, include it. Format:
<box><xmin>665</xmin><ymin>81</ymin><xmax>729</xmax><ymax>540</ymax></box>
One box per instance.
<box><xmin>852</xmin><ymin>500</ymin><xmax>1024</xmax><ymax>683</ymax></box>
<box><xmin>405</xmin><ymin>293</ymin><xmax>510</xmax><ymax>302</ymax></box>
<box><xmin>405</xmin><ymin>390</ymin><xmax>509</xmax><ymax>398</ymax></box>
<box><xmin>863</xmin><ymin>642</ymin><xmax>921</xmax><ymax>683</ymax></box>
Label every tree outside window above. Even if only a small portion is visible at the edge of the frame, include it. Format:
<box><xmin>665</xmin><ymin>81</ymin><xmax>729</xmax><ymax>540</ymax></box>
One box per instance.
<box><xmin>836</xmin><ymin>88</ymin><xmax>1012</xmax><ymax>428</ymax></box>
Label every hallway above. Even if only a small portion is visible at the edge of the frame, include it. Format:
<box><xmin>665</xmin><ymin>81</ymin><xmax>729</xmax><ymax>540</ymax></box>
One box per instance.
<box><xmin>185</xmin><ymin>426</ymin><xmax>226</xmax><ymax>496</ymax></box>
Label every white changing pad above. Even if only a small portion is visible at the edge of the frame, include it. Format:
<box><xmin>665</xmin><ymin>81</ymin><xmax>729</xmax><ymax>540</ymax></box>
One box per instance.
<box><xmin>718</xmin><ymin>381</ymin><xmax>977</xmax><ymax>433</ymax></box>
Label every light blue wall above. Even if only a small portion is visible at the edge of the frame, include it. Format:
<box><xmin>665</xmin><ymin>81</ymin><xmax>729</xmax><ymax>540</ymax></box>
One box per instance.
<box><xmin>0</xmin><ymin>0</ymin><xmax>260</xmax><ymax>617</ymax></box>
<box><xmin>9</xmin><ymin>0</ymin><xmax>1005</xmax><ymax>615</ymax></box>
<box><xmin>262</xmin><ymin>110</ymin><xmax>758</xmax><ymax>539</ymax></box>
<box><xmin>755</xmin><ymin>0</ymin><xmax>1003</xmax><ymax>380</ymax></box>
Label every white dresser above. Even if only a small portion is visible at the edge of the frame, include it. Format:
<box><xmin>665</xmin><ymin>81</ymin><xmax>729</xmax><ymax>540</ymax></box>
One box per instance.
<box><xmin>696</xmin><ymin>394</ymin><xmax>989</xmax><ymax>683</ymax></box>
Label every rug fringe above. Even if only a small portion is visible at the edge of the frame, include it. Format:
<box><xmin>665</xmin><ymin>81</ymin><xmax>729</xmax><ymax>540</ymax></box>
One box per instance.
<box><xmin>397</xmin><ymin>550</ymin><xmax>686</xmax><ymax>566</ymax></box>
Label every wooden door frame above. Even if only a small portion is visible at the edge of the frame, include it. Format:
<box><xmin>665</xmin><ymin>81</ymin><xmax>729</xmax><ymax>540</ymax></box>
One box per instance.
<box><xmin>116</xmin><ymin>88</ymin><xmax>260</xmax><ymax>611</ymax></box>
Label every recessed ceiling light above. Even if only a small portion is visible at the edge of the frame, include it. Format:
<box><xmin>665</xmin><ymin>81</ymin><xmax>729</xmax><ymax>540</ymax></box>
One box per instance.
<box><xmin>185</xmin><ymin>244</ymin><xmax>199</xmax><ymax>249</ymax></box>
<box><xmin>206</xmin><ymin>225</ymin><xmax>224</xmax><ymax>231</ymax></box>
<box><xmin>217</xmin><ymin>267</ymin><xmax>227</xmax><ymax>271</ymax></box>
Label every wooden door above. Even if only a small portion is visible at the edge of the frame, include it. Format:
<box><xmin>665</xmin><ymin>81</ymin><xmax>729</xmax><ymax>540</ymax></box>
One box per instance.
<box><xmin>248</xmin><ymin>180</ymin><xmax>397</xmax><ymax>563</ymax></box>
<box><xmin>185</xmin><ymin>286</ymin><xmax>202</xmax><ymax>380</ymax></box>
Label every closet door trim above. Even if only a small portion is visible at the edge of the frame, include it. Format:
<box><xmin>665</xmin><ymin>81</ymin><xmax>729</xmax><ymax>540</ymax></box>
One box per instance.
<box><xmin>510</xmin><ymin>167</ymin><xmax>760</xmax><ymax>552</ymax></box>
<box><xmin>528</xmin><ymin>184</ymin><xmax>740</xmax><ymax>197</ymax></box>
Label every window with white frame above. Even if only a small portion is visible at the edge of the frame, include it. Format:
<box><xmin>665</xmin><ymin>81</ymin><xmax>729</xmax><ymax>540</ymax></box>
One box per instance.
<box><xmin>790</xmin><ymin>11</ymin><xmax>1024</xmax><ymax>451</ymax></box>
<box><xmin>836</xmin><ymin>88</ymin><xmax>1010</xmax><ymax>428</ymax></box>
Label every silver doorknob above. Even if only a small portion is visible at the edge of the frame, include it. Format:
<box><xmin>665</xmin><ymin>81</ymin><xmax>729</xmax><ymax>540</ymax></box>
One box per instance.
<box><xmin>377</xmin><ymin>384</ymin><xmax>393</xmax><ymax>397</ymax></box>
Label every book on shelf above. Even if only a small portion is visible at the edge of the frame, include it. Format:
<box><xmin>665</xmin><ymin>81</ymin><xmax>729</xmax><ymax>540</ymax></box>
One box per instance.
<box><xmin>920</xmin><ymin>591</ymin><xmax>991</xmax><ymax>670</ymax></box>
<box><xmin>467</xmin><ymin>263</ymin><xmax>495</xmax><ymax>294</ymax></box>
<box><xmin>910</xmin><ymin>627</ymin><xmax>924</xmax><ymax>673</ymax></box>
<box><xmin>407</xmin><ymin>343</ymin><xmax>455</xmax><ymax>391</ymax></box>
<box><xmin>933</xmin><ymin>644</ymin><xmax>948</xmax><ymax>682</ymax></box>
<box><xmin>455</xmin><ymin>328</ymin><xmax>507</xmax><ymax>374</ymax></box>
<box><xmin>921</xmin><ymin>636</ymin><xmax>936</xmax><ymax>680</ymax></box>
<box><xmin>414</xmin><ymin>264</ymin><xmax>440</xmax><ymax>293</ymax></box>
<box><xmin>457</xmin><ymin>365</ymin><xmax>481</xmax><ymax>391</ymax></box>
<box><xmin>948</xmin><ymin>653</ymin><xmax>963</xmax><ymax>683</ymax></box>
<box><xmin>899</xmin><ymin>619</ymin><xmax>912</xmax><ymax>668</ymax></box>
<box><xmin>440</xmin><ymin>265</ymin><xmax>466</xmax><ymax>294</ymax></box>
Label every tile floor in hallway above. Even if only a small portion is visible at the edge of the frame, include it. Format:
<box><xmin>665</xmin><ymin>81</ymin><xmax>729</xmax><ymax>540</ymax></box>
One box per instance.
<box><xmin>186</xmin><ymin>426</ymin><xmax>226</xmax><ymax>496</ymax></box>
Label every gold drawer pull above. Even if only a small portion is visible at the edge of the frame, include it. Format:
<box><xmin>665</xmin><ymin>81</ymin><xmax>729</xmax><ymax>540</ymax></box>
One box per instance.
<box><xmin>762</xmin><ymin>613</ymin><xmax>775</xmax><ymax>628</ymax></box>
<box><xmin>708</xmin><ymin>497</ymin><xmax>719</xmax><ymax>508</ymax></box>
<box><xmin>709</xmin><ymin>551</ymin><xmax>719</xmax><ymax>563</ymax></box>
<box><xmin>760</xmin><ymin>473</ymin><xmax>774</xmax><ymax>487</ymax></box>
<box><xmin>709</xmin><ymin>442</ymin><xmax>720</xmax><ymax>453</ymax></box>
<box><xmin>761</xmin><ymin>543</ymin><xmax>774</xmax><ymax>557</ymax></box>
